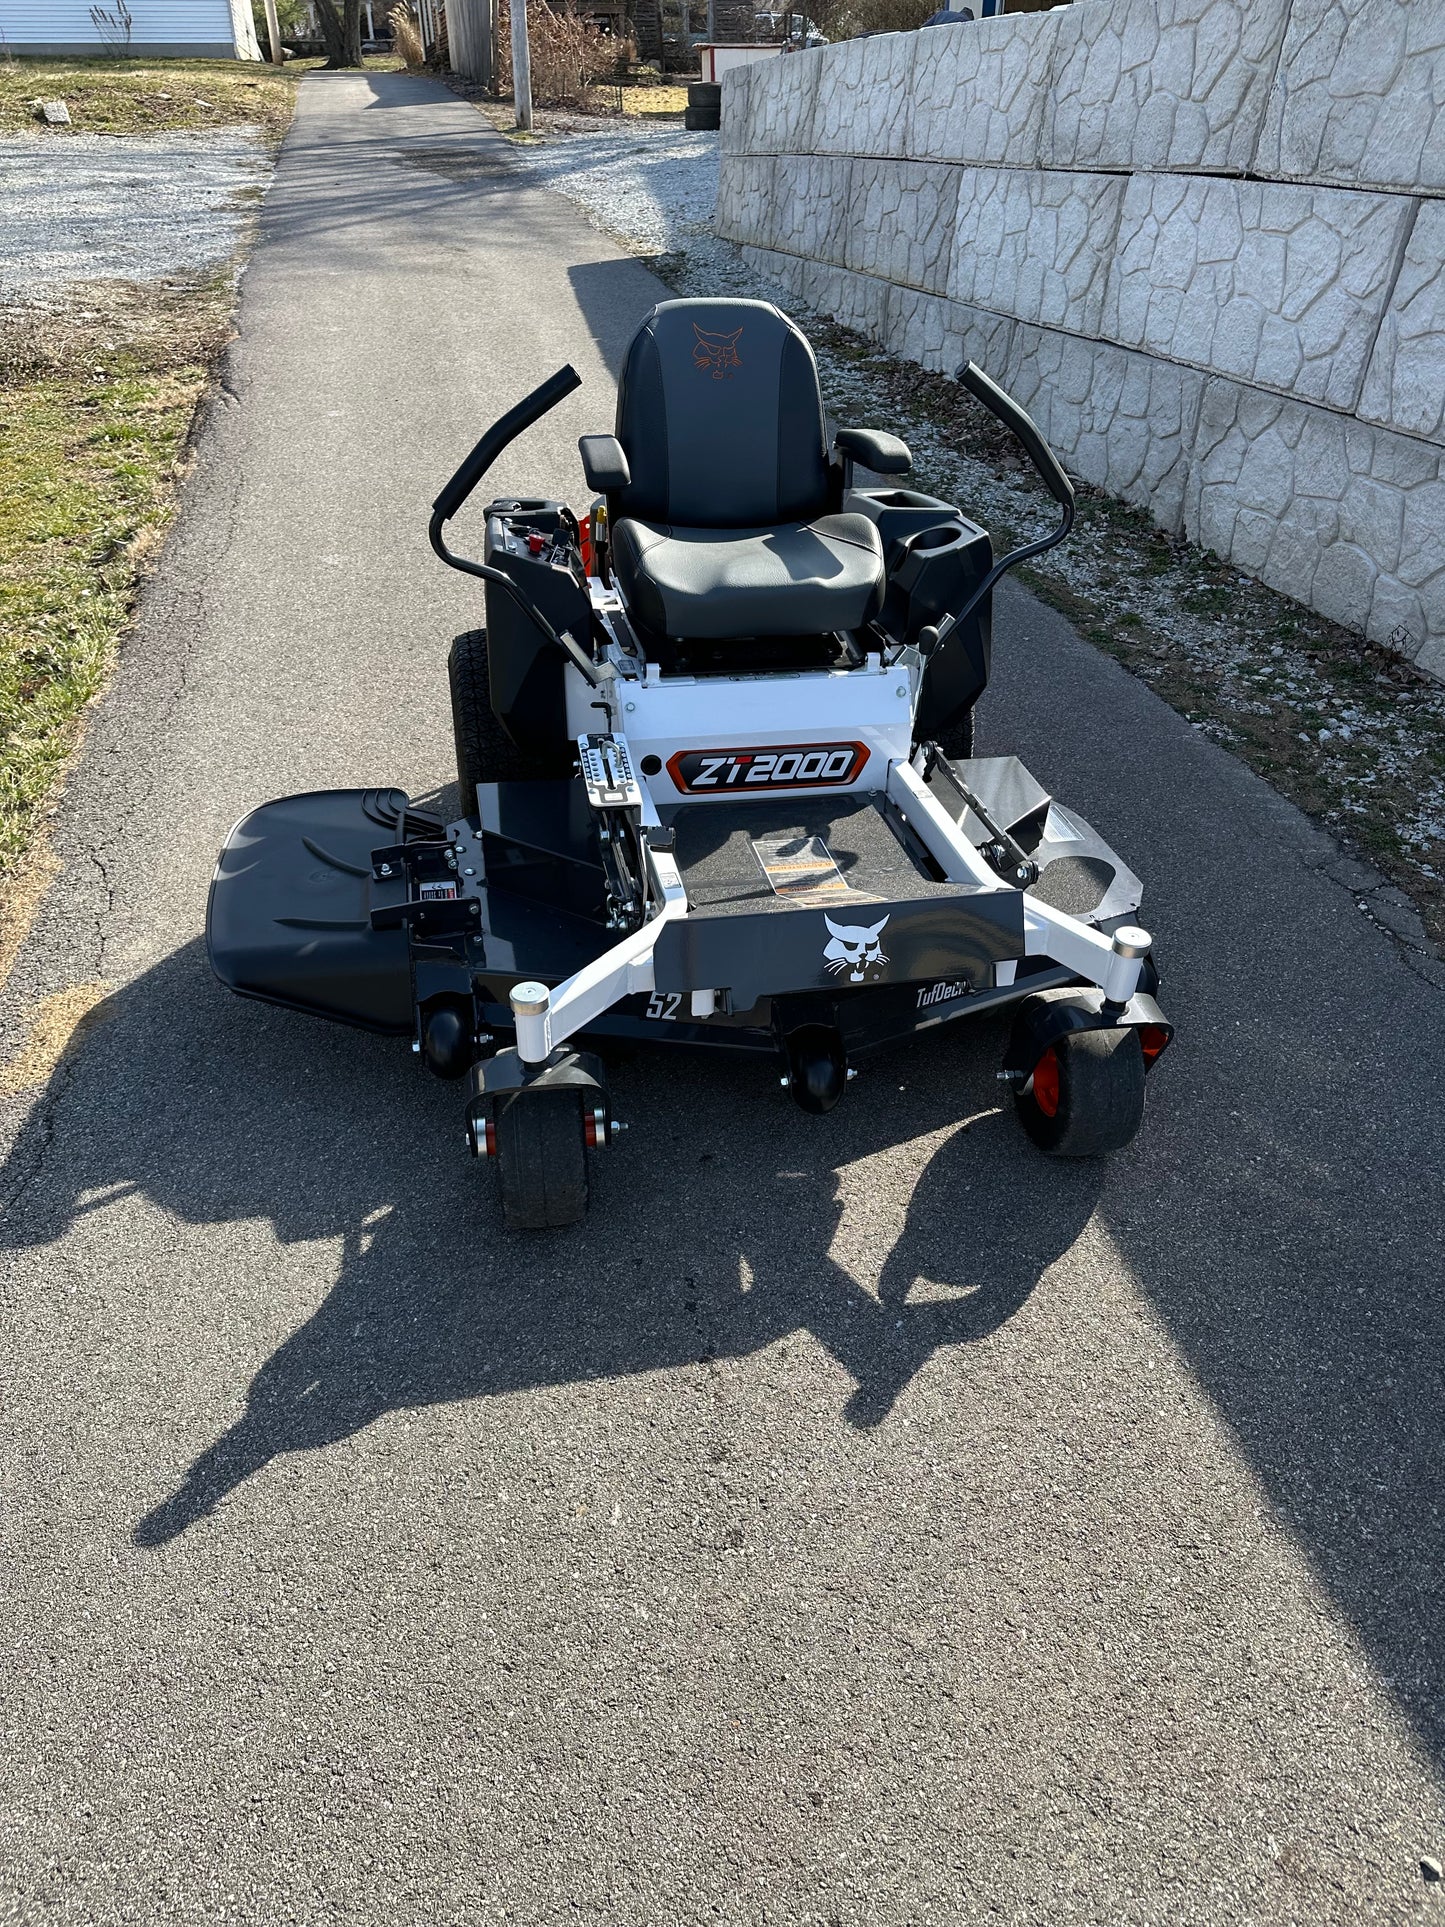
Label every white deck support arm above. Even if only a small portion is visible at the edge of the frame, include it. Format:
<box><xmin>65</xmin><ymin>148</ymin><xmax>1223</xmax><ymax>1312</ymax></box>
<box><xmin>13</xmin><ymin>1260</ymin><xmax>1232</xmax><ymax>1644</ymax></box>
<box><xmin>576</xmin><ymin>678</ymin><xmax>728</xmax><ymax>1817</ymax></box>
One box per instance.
<box><xmin>887</xmin><ymin>758</ymin><xmax>1147</xmax><ymax>1003</ymax></box>
<box><xmin>508</xmin><ymin>771</ymin><xmax>690</xmax><ymax>1058</ymax></box>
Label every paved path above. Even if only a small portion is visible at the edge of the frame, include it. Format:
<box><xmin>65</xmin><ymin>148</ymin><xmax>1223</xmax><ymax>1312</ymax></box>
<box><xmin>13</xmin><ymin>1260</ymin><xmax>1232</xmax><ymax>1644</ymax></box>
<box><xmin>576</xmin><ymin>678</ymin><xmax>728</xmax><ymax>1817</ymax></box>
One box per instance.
<box><xmin>3</xmin><ymin>73</ymin><xmax>1443</xmax><ymax>1927</ymax></box>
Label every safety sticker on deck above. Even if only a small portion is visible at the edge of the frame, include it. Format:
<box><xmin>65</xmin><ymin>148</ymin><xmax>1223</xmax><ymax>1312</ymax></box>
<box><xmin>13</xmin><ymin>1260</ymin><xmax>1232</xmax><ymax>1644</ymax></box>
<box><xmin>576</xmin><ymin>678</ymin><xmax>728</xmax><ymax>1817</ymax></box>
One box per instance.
<box><xmin>750</xmin><ymin>832</ymin><xmax>849</xmax><ymax>899</ymax></box>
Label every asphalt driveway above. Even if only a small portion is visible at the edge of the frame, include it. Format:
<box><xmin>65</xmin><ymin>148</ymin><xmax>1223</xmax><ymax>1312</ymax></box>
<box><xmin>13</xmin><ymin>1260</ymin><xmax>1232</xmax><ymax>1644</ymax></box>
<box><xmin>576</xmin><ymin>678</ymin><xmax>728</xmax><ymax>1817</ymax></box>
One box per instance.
<box><xmin>1</xmin><ymin>71</ymin><xmax>1443</xmax><ymax>1927</ymax></box>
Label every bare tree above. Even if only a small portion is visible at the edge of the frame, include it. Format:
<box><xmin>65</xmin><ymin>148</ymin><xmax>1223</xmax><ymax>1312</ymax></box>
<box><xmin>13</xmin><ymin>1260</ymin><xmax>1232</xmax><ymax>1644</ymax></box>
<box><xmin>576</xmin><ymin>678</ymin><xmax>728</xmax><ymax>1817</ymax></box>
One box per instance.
<box><xmin>316</xmin><ymin>0</ymin><xmax>365</xmax><ymax>66</ymax></box>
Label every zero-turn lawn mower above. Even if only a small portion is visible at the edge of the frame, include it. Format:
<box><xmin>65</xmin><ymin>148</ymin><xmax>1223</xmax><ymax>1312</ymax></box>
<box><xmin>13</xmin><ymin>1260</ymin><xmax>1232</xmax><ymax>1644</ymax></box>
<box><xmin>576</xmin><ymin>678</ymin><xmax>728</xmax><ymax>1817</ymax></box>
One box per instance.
<box><xmin>208</xmin><ymin>299</ymin><xmax>1173</xmax><ymax>1227</ymax></box>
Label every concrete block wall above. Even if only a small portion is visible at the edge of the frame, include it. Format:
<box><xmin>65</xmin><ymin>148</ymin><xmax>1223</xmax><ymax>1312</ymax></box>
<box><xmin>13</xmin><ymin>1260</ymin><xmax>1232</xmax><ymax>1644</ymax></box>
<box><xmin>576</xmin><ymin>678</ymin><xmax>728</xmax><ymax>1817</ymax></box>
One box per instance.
<box><xmin>716</xmin><ymin>0</ymin><xmax>1445</xmax><ymax>679</ymax></box>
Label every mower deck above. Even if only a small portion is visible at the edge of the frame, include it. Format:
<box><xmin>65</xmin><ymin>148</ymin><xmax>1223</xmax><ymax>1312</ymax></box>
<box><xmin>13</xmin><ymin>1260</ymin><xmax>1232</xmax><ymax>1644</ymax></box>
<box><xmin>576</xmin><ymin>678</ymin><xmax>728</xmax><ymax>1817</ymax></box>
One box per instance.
<box><xmin>208</xmin><ymin>752</ymin><xmax>1147</xmax><ymax>1053</ymax></box>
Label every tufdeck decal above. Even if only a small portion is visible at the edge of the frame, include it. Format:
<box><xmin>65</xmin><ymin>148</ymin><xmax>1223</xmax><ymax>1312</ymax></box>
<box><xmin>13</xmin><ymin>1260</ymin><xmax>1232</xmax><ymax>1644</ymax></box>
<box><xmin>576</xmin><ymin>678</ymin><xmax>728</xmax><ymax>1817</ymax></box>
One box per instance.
<box><xmin>667</xmin><ymin>743</ymin><xmax>869</xmax><ymax>793</ymax></box>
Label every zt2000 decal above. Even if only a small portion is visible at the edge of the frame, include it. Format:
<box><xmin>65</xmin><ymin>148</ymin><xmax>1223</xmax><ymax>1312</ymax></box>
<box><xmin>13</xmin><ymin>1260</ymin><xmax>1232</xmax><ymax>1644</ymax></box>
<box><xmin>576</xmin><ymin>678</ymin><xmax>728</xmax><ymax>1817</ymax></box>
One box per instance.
<box><xmin>667</xmin><ymin>743</ymin><xmax>868</xmax><ymax>794</ymax></box>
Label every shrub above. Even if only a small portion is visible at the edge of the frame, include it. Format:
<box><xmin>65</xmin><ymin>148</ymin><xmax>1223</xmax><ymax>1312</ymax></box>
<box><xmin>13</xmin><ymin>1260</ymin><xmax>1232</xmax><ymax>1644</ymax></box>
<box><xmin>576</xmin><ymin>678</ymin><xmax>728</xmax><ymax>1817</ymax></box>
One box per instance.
<box><xmin>388</xmin><ymin>5</ymin><xmax>426</xmax><ymax>66</ymax></box>
<box><xmin>496</xmin><ymin>0</ymin><xmax>622</xmax><ymax>110</ymax></box>
<box><xmin>810</xmin><ymin>0</ymin><xmax>935</xmax><ymax>35</ymax></box>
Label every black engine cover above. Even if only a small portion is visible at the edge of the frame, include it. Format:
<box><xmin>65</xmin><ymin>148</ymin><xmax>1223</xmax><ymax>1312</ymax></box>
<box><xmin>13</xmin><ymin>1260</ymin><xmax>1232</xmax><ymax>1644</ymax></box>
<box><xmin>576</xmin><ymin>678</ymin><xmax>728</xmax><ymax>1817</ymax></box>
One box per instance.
<box><xmin>482</xmin><ymin>499</ymin><xmax>589</xmax><ymax>764</ymax></box>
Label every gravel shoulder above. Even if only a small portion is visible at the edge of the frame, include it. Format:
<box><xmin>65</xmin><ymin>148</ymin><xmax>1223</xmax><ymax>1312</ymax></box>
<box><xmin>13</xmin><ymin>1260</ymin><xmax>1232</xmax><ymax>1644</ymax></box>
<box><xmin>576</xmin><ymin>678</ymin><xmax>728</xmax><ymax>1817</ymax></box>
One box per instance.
<box><xmin>0</xmin><ymin>131</ymin><xmax>270</xmax><ymax>298</ymax></box>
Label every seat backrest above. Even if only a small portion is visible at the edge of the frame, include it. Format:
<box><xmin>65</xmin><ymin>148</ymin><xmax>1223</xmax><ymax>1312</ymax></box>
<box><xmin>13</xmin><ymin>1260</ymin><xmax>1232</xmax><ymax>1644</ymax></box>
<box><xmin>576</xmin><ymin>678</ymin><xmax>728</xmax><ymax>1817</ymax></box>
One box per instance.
<box><xmin>612</xmin><ymin>299</ymin><xmax>831</xmax><ymax>530</ymax></box>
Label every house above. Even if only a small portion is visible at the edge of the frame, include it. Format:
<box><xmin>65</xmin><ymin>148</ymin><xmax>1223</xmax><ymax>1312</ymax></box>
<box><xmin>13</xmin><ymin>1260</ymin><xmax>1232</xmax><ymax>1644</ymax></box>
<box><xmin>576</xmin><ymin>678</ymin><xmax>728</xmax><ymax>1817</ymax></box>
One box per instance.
<box><xmin>0</xmin><ymin>0</ymin><xmax>263</xmax><ymax>57</ymax></box>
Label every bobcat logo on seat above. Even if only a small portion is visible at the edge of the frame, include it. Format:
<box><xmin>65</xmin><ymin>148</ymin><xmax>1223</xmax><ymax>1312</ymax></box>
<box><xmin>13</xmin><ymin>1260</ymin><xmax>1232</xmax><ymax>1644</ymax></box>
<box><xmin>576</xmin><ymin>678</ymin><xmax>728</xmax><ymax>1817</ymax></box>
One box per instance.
<box><xmin>822</xmin><ymin>914</ymin><xmax>890</xmax><ymax>983</ymax></box>
<box><xmin>693</xmin><ymin>323</ymin><xmax>744</xmax><ymax>379</ymax></box>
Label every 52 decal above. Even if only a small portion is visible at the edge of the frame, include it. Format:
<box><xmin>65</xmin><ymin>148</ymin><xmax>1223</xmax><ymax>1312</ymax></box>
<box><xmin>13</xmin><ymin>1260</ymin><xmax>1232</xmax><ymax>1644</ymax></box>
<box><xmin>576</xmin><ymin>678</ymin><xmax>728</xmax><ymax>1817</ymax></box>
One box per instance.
<box><xmin>667</xmin><ymin>742</ymin><xmax>868</xmax><ymax>794</ymax></box>
<box><xmin>646</xmin><ymin>992</ymin><xmax>682</xmax><ymax>1020</ymax></box>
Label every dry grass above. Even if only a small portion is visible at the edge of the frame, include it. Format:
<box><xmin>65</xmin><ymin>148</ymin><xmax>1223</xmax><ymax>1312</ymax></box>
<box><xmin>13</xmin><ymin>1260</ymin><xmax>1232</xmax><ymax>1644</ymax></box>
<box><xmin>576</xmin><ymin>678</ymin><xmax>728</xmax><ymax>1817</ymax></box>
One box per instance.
<box><xmin>0</xmin><ymin>840</ymin><xmax>60</xmax><ymax>997</ymax></box>
<box><xmin>0</xmin><ymin>56</ymin><xmax>302</xmax><ymax>138</ymax></box>
<box><xmin>0</xmin><ymin>981</ymin><xmax>112</xmax><ymax>1095</ymax></box>
<box><xmin>622</xmin><ymin>83</ymin><xmax>686</xmax><ymax>116</ymax></box>
<box><xmin>0</xmin><ymin>275</ymin><xmax>235</xmax><ymax>382</ymax></box>
<box><xmin>387</xmin><ymin>8</ymin><xmax>427</xmax><ymax>71</ymax></box>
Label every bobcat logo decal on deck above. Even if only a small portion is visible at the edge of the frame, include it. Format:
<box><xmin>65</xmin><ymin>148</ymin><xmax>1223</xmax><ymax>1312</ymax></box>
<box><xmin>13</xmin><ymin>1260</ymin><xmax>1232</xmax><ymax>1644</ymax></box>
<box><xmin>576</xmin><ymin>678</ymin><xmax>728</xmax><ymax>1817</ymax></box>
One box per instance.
<box><xmin>693</xmin><ymin>323</ymin><xmax>744</xmax><ymax>379</ymax></box>
<box><xmin>822</xmin><ymin>914</ymin><xmax>890</xmax><ymax>983</ymax></box>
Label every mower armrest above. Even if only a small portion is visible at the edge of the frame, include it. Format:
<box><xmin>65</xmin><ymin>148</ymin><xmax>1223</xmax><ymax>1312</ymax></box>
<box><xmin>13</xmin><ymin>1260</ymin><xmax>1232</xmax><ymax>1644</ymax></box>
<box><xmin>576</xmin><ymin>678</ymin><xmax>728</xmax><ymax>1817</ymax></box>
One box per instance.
<box><xmin>834</xmin><ymin>427</ymin><xmax>912</xmax><ymax>476</ymax></box>
<box><xmin>579</xmin><ymin>435</ymin><xmax>631</xmax><ymax>493</ymax></box>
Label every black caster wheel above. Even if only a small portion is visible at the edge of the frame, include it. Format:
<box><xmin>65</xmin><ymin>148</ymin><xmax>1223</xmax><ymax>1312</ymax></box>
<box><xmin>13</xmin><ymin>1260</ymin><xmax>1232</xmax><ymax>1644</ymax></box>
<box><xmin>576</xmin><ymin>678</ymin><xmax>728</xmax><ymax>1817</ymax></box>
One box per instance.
<box><xmin>1012</xmin><ymin>1025</ymin><xmax>1146</xmax><ymax>1157</ymax></box>
<box><xmin>493</xmin><ymin>1090</ymin><xmax>590</xmax><ymax>1230</ymax></box>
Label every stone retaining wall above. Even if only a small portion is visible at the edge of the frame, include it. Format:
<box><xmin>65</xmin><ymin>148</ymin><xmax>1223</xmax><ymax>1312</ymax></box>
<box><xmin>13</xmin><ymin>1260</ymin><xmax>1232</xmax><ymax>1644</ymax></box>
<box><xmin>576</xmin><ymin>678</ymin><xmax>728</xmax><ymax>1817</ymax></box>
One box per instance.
<box><xmin>716</xmin><ymin>0</ymin><xmax>1445</xmax><ymax>679</ymax></box>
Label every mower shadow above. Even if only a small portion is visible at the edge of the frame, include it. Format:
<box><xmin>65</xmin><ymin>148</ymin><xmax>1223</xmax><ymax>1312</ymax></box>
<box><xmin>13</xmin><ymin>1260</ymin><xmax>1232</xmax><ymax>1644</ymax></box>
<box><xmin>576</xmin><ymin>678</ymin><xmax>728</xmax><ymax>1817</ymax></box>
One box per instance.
<box><xmin>0</xmin><ymin>938</ymin><xmax>1100</xmax><ymax>1549</ymax></box>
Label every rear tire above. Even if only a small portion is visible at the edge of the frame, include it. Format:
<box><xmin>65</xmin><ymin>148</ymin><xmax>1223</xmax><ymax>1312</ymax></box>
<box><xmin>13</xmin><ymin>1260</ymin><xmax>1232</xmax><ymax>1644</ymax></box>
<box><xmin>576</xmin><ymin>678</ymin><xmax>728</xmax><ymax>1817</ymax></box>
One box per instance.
<box><xmin>931</xmin><ymin>703</ymin><xmax>976</xmax><ymax>762</ymax></box>
<box><xmin>1012</xmin><ymin>1025</ymin><xmax>1146</xmax><ymax>1157</ymax></box>
<box><xmin>684</xmin><ymin>104</ymin><xmax>721</xmax><ymax>130</ymax></box>
<box><xmin>687</xmin><ymin>81</ymin><xmax>721</xmax><ymax>108</ymax></box>
<box><xmin>496</xmin><ymin>1091</ymin><xmax>589</xmax><ymax>1229</ymax></box>
<box><xmin>448</xmin><ymin>628</ymin><xmax>536</xmax><ymax>800</ymax></box>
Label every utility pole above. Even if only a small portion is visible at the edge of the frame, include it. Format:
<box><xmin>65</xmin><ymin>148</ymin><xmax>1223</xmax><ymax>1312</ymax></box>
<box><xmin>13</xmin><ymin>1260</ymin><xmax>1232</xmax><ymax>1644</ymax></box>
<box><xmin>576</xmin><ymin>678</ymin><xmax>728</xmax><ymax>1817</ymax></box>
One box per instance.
<box><xmin>510</xmin><ymin>0</ymin><xmax>533</xmax><ymax>130</ymax></box>
<box><xmin>262</xmin><ymin>0</ymin><xmax>285</xmax><ymax>63</ymax></box>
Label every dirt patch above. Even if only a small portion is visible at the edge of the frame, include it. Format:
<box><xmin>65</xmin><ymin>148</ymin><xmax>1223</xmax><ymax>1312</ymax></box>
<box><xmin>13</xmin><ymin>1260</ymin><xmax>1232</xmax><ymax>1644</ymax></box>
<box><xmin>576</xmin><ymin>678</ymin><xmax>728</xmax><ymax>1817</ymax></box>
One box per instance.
<box><xmin>0</xmin><ymin>272</ymin><xmax>234</xmax><ymax>381</ymax></box>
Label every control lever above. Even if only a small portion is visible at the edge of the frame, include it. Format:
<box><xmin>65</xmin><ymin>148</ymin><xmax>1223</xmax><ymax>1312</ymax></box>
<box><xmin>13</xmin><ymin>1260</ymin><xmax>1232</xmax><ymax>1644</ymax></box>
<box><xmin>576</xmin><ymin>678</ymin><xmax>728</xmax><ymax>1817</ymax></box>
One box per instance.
<box><xmin>916</xmin><ymin>615</ymin><xmax>954</xmax><ymax>660</ymax></box>
<box><xmin>428</xmin><ymin>364</ymin><xmax>608</xmax><ymax>689</ymax></box>
<box><xmin>916</xmin><ymin>362</ymin><xmax>1078</xmax><ymax>652</ymax></box>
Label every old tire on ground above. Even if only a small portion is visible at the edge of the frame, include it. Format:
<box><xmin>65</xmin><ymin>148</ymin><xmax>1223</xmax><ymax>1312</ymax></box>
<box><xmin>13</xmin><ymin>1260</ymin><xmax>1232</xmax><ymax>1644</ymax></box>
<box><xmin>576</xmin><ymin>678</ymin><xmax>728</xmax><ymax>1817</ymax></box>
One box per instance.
<box><xmin>684</xmin><ymin>104</ymin><xmax>721</xmax><ymax>130</ymax></box>
<box><xmin>496</xmin><ymin>1091</ymin><xmax>589</xmax><ymax>1230</ymax></box>
<box><xmin>687</xmin><ymin>81</ymin><xmax>721</xmax><ymax>108</ymax></box>
<box><xmin>1012</xmin><ymin>1024</ymin><xmax>1146</xmax><ymax>1157</ymax></box>
<box><xmin>448</xmin><ymin>628</ymin><xmax>535</xmax><ymax>798</ymax></box>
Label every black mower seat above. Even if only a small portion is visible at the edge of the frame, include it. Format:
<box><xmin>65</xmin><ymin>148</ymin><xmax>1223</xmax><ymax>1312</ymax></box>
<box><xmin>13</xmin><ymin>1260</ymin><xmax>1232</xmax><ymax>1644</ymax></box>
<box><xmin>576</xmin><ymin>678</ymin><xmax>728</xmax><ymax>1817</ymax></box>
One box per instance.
<box><xmin>598</xmin><ymin>297</ymin><xmax>889</xmax><ymax>645</ymax></box>
<box><xmin>611</xmin><ymin>512</ymin><xmax>885</xmax><ymax>642</ymax></box>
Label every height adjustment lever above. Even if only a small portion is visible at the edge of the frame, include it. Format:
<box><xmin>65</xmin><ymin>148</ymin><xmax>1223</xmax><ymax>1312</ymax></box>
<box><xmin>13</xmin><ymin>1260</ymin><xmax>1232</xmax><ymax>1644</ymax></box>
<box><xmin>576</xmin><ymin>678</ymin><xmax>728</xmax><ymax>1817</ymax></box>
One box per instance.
<box><xmin>578</xmin><ymin>734</ymin><xmax>644</xmax><ymax>814</ymax></box>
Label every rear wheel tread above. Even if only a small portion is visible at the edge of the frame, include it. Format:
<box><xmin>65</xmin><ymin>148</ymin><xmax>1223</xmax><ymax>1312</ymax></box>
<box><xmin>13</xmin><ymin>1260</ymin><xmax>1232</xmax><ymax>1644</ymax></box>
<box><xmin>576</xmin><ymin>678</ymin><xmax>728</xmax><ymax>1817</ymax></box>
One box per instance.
<box><xmin>448</xmin><ymin>627</ymin><xmax>535</xmax><ymax>798</ymax></box>
<box><xmin>931</xmin><ymin>703</ymin><xmax>976</xmax><ymax>762</ymax></box>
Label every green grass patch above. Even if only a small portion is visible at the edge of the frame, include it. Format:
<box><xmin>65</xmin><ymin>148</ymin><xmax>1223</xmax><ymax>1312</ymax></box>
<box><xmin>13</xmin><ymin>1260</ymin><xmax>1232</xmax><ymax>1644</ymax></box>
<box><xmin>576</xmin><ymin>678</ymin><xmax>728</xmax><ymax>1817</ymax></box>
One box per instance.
<box><xmin>0</xmin><ymin>57</ymin><xmax>312</xmax><ymax>896</ymax></box>
<box><xmin>0</xmin><ymin>360</ymin><xmax>206</xmax><ymax>869</ymax></box>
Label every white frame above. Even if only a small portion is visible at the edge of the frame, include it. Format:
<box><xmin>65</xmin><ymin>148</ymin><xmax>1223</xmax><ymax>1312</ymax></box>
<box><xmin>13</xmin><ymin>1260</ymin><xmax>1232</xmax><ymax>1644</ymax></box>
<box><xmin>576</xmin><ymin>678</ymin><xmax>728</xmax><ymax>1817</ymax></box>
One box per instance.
<box><xmin>510</xmin><ymin>733</ymin><xmax>1148</xmax><ymax>1058</ymax></box>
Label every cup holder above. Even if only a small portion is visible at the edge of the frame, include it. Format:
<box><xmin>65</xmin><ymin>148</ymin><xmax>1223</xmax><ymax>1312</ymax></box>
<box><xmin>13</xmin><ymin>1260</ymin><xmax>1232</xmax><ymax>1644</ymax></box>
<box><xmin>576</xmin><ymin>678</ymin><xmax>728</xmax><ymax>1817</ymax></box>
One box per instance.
<box><xmin>909</xmin><ymin>524</ymin><xmax>965</xmax><ymax>552</ymax></box>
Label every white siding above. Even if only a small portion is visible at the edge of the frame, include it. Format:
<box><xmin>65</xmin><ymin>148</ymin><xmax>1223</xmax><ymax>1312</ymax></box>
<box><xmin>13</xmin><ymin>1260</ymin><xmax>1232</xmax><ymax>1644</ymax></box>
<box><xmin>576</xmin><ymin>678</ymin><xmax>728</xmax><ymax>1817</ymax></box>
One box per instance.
<box><xmin>0</xmin><ymin>0</ymin><xmax>252</xmax><ymax>54</ymax></box>
<box><xmin>226</xmin><ymin>0</ymin><xmax>262</xmax><ymax>58</ymax></box>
